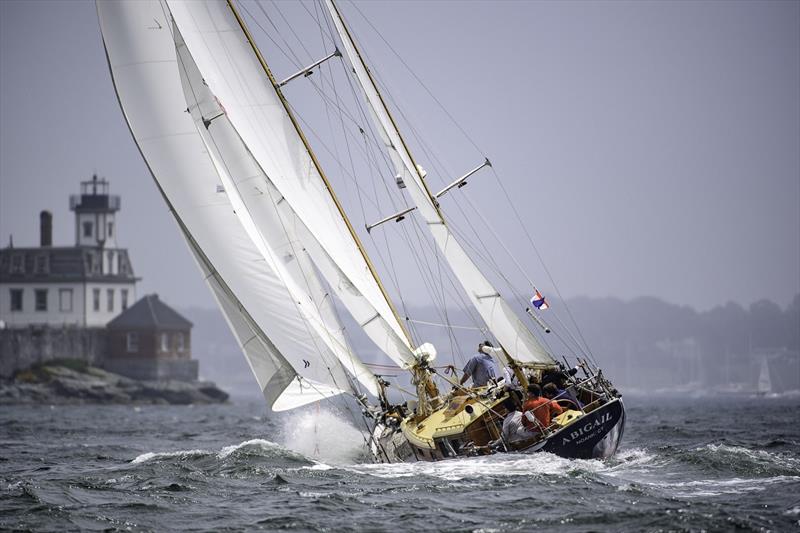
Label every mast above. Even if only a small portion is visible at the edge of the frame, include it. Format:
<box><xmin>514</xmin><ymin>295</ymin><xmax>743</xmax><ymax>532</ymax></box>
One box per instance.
<box><xmin>224</xmin><ymin>0</ymin><xmax>414</xmax><ymax>349</ymax></box>
<box><xmin>325</xmin><ymin>0</ymin><xmax>444</xmax><ymax>221</ymax></box>
<box><xmin>324</xmin><ymin>0</ymin><xmax>554</xmax><ymax>366</ymax></box>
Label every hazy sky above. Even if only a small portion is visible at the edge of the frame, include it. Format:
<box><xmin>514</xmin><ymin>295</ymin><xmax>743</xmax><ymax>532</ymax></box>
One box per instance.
<box><xmin>1</xmin><ymin>0</ymin><xmax>798</xmax><ymax>313</ymax></box>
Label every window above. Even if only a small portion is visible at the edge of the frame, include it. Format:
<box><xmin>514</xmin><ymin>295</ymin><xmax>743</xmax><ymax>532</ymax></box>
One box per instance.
<box><xmin>59</xmin><ymin>289</ymin><xmax>73</xmax><ymax>312</ymax></box>
<box><xmin>93</xmin><ymin>288</ymin><xmax>100</xmax><ymax>311</ymax></box>
<box><xmin>107</xmin><ymin>289</ymin><xmax>114</xmax><ymax>312</ymax></box>
<box><xmin>121</xmin><ymin>289</ymin><xmax>129</xmax><ymax>310</ymax></box>
<box><xmin>34</xmin><ymin>254</ymin><xmax>49</xmax><ymax>274</ymax></box>
<box><xmin>10</xmin><ymin>254</ymin><xmax>24</xmax><ymax>274</ymax></box>
<box><xmin>86</xmin><ymin>253</ymin><xmax>95</xmax><ymax>273</ymax></box>
<box><xmin>106</xmin><ymin>251</ymin><xmax>114</xmax><ymax>274</ymax></box>
<box><xmin>83</xmin><ymin>221</ymin><xmax>93</xmax><ymax>238</ymax></box>
<box><xmin>160</xmin><ymin>332</ymin><xmax>169</xmax><ymax>353</ymax></box>
<box><xmin>176</xmin><ymin>332</ymin><xmax>185</xmax><ymax>353</ymax></box>
<box><xmin>126</xmin><ymin>332</ymin><xmax>139</xmax><ymax>353</ymax></box>
<box><xmin>35</xmin><ymin>289</ymin><xmax>47</xmax><ymax>311</ymax></box>
<box><xmin>107</xmin><ymin>222</ymin><xmax>114</xmax><ymax>237</ymax></box>
<box><xmin>10</xmin><ymin>289</ymin><xmax>23</xmax><ymax>311</ymax></box>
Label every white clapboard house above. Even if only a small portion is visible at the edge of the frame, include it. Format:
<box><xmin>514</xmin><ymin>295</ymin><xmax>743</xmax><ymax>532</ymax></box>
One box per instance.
<box><xmin>0</xmin><ymin>175</ymin><xmax>138</xmax><ymax>328</ymax></box>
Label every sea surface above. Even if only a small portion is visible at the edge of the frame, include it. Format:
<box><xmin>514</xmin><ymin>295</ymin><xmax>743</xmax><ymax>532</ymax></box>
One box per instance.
<box><xmin>1</xmin><ymin>394</ymin><xmax>799</xmax><ymax>532</ymax></box>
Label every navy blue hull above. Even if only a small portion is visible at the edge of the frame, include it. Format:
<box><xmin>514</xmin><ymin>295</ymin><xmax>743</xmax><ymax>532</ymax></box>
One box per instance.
<box><xmin>527</xmin><ymin>399</ymin><xmax>626</xmax><ymax>459</ymax></box>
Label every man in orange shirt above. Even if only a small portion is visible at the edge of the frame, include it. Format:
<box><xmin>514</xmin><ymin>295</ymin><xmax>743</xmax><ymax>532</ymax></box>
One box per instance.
<box><xmin>522</xmin><ymin>383</ymin><xmax>563</xmax><ymax>432</ymax></box>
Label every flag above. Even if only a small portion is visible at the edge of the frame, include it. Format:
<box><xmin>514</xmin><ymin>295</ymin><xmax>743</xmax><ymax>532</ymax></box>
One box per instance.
<box><xmin>530</xmin><ymin>289</ymin><xmax>549</xmax><ymax>310</ymax></box>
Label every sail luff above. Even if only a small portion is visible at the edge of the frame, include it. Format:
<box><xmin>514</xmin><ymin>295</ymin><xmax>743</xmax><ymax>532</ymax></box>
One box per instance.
<box><xmin>223</xmin><ymin>0</ymin><xmax>415</xmax><ymax>351</ymax></box>
<box><xmin>324</xmin><ymin>0</ymin><xmax>554</xmax><ymax>365</ymax></box>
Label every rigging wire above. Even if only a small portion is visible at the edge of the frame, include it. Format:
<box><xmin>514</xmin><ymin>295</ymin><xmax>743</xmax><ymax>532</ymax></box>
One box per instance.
<box><xmin>161</xmin><ymin>2</ymin><xmax>371</xmax><ymax>435</ymax></box>
<box><xmin>342</xmin><ymin>0</ymin><xmax>598</xmax><ymax>364</ymax></box>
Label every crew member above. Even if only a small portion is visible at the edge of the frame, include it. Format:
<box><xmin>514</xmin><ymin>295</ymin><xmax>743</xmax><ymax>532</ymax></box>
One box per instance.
<box><xmin>522</xmin><ymin>383</ymin><xmax>563</xmax><ymax>431</ymax></box>
<box><xmin>459</xmin><ymin>341</ymin><xmax>497</xmax><ymax>388</ymax></box>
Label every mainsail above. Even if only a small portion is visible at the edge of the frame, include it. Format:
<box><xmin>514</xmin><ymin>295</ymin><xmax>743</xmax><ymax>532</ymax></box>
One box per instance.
<box><xmin>166</xmin><ymin>0</ymin><xmax>417</xmax><ymax>369</ymax></box>
<box><xmin>323</xmin><ymin>0</ymin><xmax>554</xmax><ymax>366</ymax></box>
<box><xmin>97</xmin><ymin>0</ymin><xmax>362</xmax><ymax>409</ymax></box>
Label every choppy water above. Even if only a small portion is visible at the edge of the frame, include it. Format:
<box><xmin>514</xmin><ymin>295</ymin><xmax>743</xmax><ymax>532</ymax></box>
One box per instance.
<box><xmin>2</xmin><ymin>395</ymin><xmax>799</xmax><ymax>531</ymax></box>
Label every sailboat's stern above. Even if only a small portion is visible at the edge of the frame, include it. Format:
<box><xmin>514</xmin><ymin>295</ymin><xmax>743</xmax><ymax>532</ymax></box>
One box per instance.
<box><xmin>537</xmin><ymin>398</ymin><xmax>626</xmax><ymax>459</ymax></box>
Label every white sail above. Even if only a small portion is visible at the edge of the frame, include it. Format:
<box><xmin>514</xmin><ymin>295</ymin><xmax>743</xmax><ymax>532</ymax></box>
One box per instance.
<box><xmin>166</xmin><ymin>0</ymin><xmax>416</xmax><ymax>369</ymax></box>
<box><xmin>757</xmin><ymin>357</ymin><xmax>772</xmax><ymax>395</ymax></box>
<box><xmin>172</xmin><ymin>19</ymin><xmax>378</xmax><ymax>396</ymax></box>
<box><xmin>97</xmin><ymin>0</ymin><xmax>354</xmax><ymax>408</ymax></box>
<box><xmin>324</xmin><ymin>0</ymin><xmax>553</xmax><ymax>365</ymax></box>
<box><xmin>183</xmin><ymin>225</ymin><xmax>329</xmax><ymax>410</ymax></box>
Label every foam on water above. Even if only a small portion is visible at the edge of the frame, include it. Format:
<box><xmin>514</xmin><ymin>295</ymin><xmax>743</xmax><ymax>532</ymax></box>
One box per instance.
<box><xmin>131</xmin><ymin>449</ymin><xmax>207</xmax><ymax>464</ymax></box>
<box><xmin>280</xmin><ymin>407</ymin><xmax>368</xmax><ymax>464</ymax></box>
<box><xmin>347</xmin><ymin>451</ymin><xmax>610</xmax><ymax>481</ymax></box>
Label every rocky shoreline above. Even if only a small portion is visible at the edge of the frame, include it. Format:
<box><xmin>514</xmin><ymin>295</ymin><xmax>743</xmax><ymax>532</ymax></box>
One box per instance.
<box><xmin>0</xmin><ymin>363</ymin><xmax>229</xmax><ymax>405</ymax></box>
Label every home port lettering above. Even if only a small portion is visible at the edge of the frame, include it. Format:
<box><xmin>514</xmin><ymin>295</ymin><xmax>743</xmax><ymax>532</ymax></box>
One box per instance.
<box><xmin>561</xmin><ymin>412</ymin><xmax>613</xmax><ymax>445</ymax></box>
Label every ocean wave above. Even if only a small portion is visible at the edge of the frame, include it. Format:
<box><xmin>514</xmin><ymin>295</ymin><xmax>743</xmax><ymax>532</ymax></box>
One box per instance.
<box><xmin>217</xmin><ymin>438</ymin><xmax>310</xmax><ymax>464</ymax></box>
<box><xmin>130</xmin><ymin>438</ymin><xmax>311</xmax><ymax>467</ymax></box>
<box><xmin>131</xmin><ymin>449</ymin><xmax>208</xmax><ymax>464</ymax></box>
<box><xmin>684</xmin><ymin>444</ymin><xmax>800</xmax><ymax>476</ymax></box>
<box><xmin>655</xmin><ymin>475</ymin><xmax>800</xmax><ymax>498</ymax></box>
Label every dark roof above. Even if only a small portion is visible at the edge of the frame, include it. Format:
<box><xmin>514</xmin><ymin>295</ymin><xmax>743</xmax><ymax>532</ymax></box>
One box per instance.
<box><xmin>107</xmin><ymin>294</ymin><xmax>192</xmax><ymax>330</ymax></box>
<box><xmin>0</xmin><ymin>246</ymin><xmax>137</xmax><ymax>283</ymax></box>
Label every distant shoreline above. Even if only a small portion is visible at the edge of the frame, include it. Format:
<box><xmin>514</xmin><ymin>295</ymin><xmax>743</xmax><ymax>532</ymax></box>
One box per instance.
<box><xmin>0</xmin><ymin>362</ymin><xmax>228</xmax><ymax>405</ymax></box>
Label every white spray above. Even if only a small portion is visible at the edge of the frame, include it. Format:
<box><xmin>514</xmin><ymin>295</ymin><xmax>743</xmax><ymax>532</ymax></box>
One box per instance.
<box><xmin>280</xmin><ymin>405</ymin><xmax>369</xmax><ymax>465</ymax></box>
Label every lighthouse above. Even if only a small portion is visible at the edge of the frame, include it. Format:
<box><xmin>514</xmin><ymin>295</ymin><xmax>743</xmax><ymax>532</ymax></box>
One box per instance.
<box><xmin>0</xmin><ymin>175</ymin><xmax>138</xmax><ymax>328</ymax></box>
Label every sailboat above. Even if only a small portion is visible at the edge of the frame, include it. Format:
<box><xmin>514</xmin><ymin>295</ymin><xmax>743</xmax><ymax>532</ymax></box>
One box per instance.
<box><xmin>97</xmin><ymin>0</ymin><xmax>625</xmax><ymax>462</ymax></box>
<box><xmin>757</xmin><ymin>357</ymin><xmax>772</xmax><ymax>396</ymax></box>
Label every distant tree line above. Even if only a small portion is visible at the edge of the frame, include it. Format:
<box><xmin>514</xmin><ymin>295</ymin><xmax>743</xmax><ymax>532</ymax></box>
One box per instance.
<box><xmin>568</xmin><ymin>294</ymin><xmax>799</xmax><ymax>391</ymax></box>
<box><xmin>181</xmin><ymin>294</ymin><xmax>800</xmax><ymax>394</ymax></box>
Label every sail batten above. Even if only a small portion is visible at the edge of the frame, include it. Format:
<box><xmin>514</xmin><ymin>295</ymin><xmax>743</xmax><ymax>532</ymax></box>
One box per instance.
<box><xmin>324</xmin><ymin>0</ymin><xmax>553</xmax><ymax>365</ymax></box>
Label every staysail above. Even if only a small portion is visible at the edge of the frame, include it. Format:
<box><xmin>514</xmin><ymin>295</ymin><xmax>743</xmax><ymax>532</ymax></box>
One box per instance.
<box><xmin>323</xmin><ymin>0</ymin><xmax>554</xmax><ymax>365</ymax></box>
<box><xmin>97</xmin><ymin>0</ymin><xmax>358</xmax><ymax>409</ymax></box>
<box><xmin>166</xmin><ymin>0</ymin><xmax>417</xmax><ymax>369</ymax></box>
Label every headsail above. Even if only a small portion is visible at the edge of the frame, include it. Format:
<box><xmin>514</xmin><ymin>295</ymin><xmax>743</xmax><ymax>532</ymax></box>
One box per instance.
<box><xmin>172</xmin><ymin>17</ymin><xmax>378</xmax><ymax>395</ymax></box>
<box><xmin>323</xmin><ymin>0</ymin><xmax>554</xmax><ymax>365</ymax></box>
<box><xmin>167</xmin><ymin>0</ymin><xmax>416</xmax><ymax>369</ymax></box>
<box><xmin>97</xmin><ymin>0</ymin><xmax>357</xmax><ymax>408</ymax></box>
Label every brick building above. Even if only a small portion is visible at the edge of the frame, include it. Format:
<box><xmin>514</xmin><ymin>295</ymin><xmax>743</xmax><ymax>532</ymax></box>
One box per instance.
<box><xmin>106</xmin><ymin>294</ymin><xmax>197</xmax><ymax>381</ymax></box>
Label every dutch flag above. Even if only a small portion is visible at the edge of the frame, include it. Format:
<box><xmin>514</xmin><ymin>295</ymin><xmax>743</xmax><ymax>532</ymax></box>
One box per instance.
<box><xmin>530</xmin><ymin>289</ymin><xmax>549</xmax><ymax>310</ymax></box>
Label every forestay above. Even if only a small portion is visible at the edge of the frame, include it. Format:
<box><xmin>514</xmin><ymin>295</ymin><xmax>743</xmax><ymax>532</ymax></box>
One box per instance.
<box><xmin>323</xmin><ymin>0</ymin><xmax>554</xmax><ymax>365</ymax></box>
<box><xmin>166</xmin><ymin>0</ymin><xmax>416</xmax><ymax>369</ymax></box>
<box><xmin>97</xmin><ymin>0</ymin><xmax>354</xmax><ymax>409</ymax></box>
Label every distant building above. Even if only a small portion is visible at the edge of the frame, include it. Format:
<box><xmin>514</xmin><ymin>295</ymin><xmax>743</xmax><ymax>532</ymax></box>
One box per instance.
<box><xmin>0</xmin><ymin>175</ymin><xmax>138</xmax><ymax>328</ymax></box>
<box><xmin>105</xmin><ymin>294</ymin><xmax>197</xmax><ymax>381</ymax></box>
<box><xmin>0</xmin><ymin>176</ymin><xmax>200</xmax><ymax>383</ymax></box>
